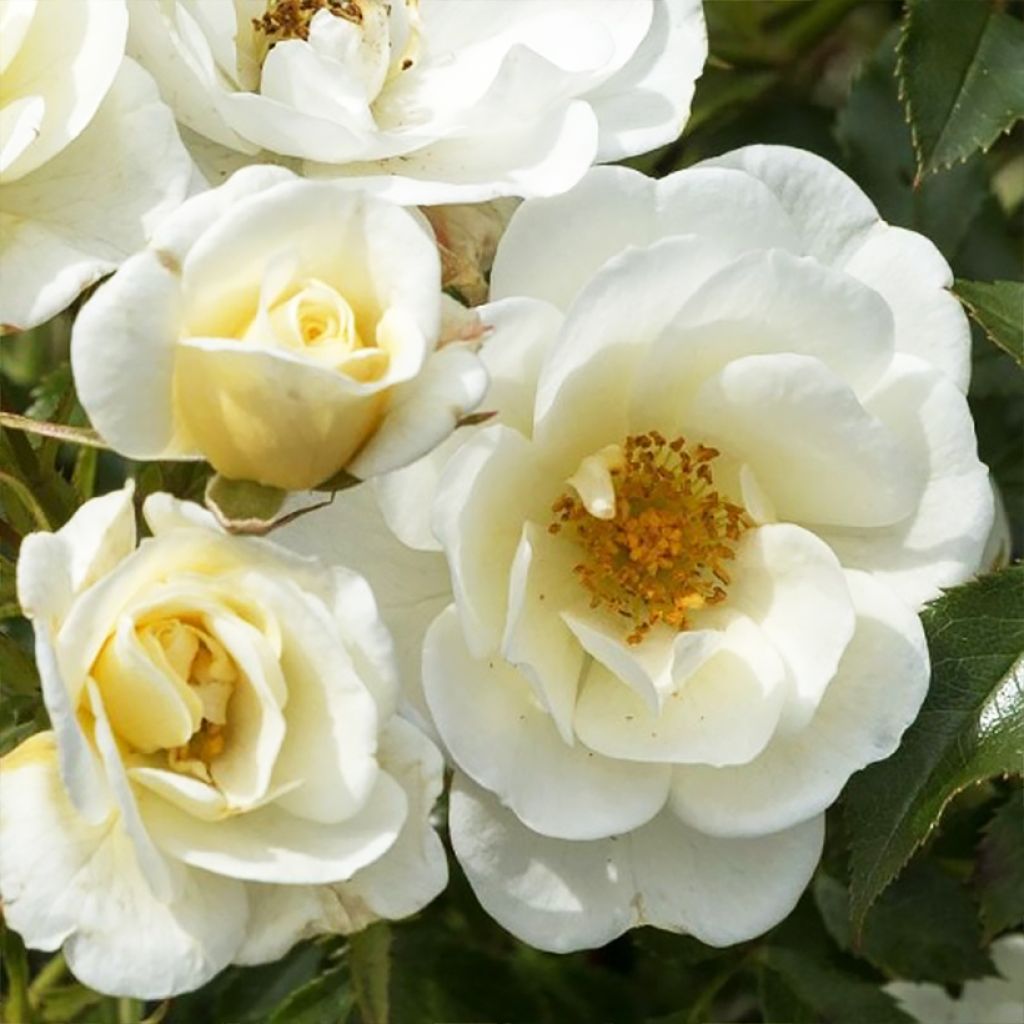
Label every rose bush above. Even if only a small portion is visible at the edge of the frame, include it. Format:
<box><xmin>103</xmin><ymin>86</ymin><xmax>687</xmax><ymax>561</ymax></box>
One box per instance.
<box><xmin>0</xmin><ymin>0</ymin><xmax>191</xmax><ymax>332</ymax></box>
<box><xmin>281</xmin><ymin>145</ymin><xmax>995</xmax><ymax>951</ymax></box>
<box><xmin>126</xmin><ymin>0</ymin><xmax>706</xmax><ymax>203</ymax></box>
<box><xmin>71</xmin><ymin>165</ymin><xmax>487</xmax><ymax>491</ymax></box>
<box><xmin>0</xmin><ymin>485</ymin><xmax>447</xmax><ymax>998</ymax></box>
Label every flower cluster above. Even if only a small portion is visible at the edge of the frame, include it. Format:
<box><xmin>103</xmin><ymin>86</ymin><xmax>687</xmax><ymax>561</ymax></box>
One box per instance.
<box><xmin>0</xmin><ymin>0</ymin><xmax>1012</xmax><ymax>1007</ymax></box>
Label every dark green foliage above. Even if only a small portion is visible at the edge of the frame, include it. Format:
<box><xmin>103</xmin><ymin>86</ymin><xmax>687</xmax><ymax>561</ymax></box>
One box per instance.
<box><xmin>955</xmin><ymin>280</ymin><xmax>1024</xmax><ymax>366</ymax></box>
<box><xmin>844</xmin><ymin>569</ymin><xmax>1024</xmax><ymax>930</ymax></box>
<box><xmin>815</xmin><ymin>860</ymin><xmax>993</xmax><ymax>983</ymax></box>
<box><xmin>898</xmin><ymin>0</ymin><xmax>1024</xmax><ymax>178</ymax></box>
<box><xmin>973</xmin><ymin>787</ymin><xmax>1024</xmax><ymax>940</ymax></box>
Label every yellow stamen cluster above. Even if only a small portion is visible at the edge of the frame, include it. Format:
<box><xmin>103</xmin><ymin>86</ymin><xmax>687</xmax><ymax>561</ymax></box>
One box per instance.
<box><xmin>171</xmin><ymin>722</ymin><xmax>227</xmax><ymax>767</ymax></box>
<box><xmin>162</xmin><ymin>621</ymin><xmax>237</xmax><ymax>777</ymax></box>
<box><xmin>254</xmin><ymin>0</ymin><xmax>362</xmax><ymax>43</ymax></box>
<box><xmin>550</xmin><ymin>432</ymin><xmax>750</xmax><ymax>645</ymax></box>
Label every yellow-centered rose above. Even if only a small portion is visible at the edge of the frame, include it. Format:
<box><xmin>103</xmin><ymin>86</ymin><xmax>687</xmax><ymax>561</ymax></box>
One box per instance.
<box><xmin>71</xmin><ymin>166</ymin><xmax>487</xmax><ymax>490</ymax></box>
<box><xmin>0</xmin><ymin>486</ymin><xmax>447</xmax><ymax>998</ymax></box>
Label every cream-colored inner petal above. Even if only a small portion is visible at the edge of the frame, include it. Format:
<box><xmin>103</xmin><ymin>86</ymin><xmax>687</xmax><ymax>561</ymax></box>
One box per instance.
<box><xmin>240</xmin><ymin>261</ymin><xmax>390</xmax><ymax>382</ymax></box>
<box><xmin>88</xmin><ymin>576</ymin><xmax>287</xmax><ymax>802</ymax></box>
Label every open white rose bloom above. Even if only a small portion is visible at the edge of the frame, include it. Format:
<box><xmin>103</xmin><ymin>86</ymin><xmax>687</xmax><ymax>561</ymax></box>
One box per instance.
<box><xmin>886</xmin><ymin>934</ymin><xmax>1024</xmax><ymax>1024</ymax></box>
<box><xmin>0</xmin><ymin>0</ymin><xmax>191</xmax><ymax>332</ymax></box>
<box><xmin>0</xmin><ymin>486</ymin><xmax>447</xmax><ymax>998</ymax></box>
<box><xmin>127</xmin><ymin>0</ymin><xmax>706</xmax><ymax>203</ymax></box>
<box><xmin>281</xmin><ymin>145</ymin><xmax>995</xmax><ymax>951</ymax></box>
<box><xmin>71</xmin><ymin>166</ymin><xmax>487</xmax><ymax>491</ymax></box>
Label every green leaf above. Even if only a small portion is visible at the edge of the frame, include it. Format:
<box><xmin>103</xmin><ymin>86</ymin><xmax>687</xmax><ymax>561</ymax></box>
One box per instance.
<box><xmin>0</xmin><ymin>555</ymin><xmax>20</xmax><ymax>620</ymax></box>
<box><xmin>166</xmin><ymin>940</ymin><xmax>327</xmax><ymax>1024</ymax></box>
<box><xmin>204</xmin><ymin>474</ymin><xmax>340</xmax><ymax>537</ymax></box>
<box><xmin>2</xmin><ymin>922</ymin><xmax>36</xmax><ymax>1024</ymax></box>
<box><xmin>815</xmin><ymin>861</ymin><xmax>993</xmax><ymax>983</ymax></box>
<box><xmin>72</xmin><ymin>445</ymin><xmax>99</xmax><ymax>503</ymax></box>
<box><xmin>24</xmin><ymin>362</ymin><xmax>73</xmax><ymax>423</ymax></box>
<box><xmin>704</xmin><ymin>0</ymin><xmax>862</xmax><ymax>70</ymax></box>
<box><xmin>388</xmin><ymin>919</ymin><xmax>543</xmax><ymax>1024</ymax></box>
<box><xmin>511</xmin><ymin>944</ymin><xmax>644</xmax><ymax>1024</ymax></box>
<box><xmin>973</xmin><ymin>788</ymin><xmax>1024</xmax><ymax>939</ymax></box>
<box><xmin>0</xmin><ymin>313</ymin><xmax>71</xmax><ymax>384</ymax></box>
<box><xmin>955</xmin><ymin>280</ymin><xmax>1024</xmax><ymax>367</ymax></box>
<box><xmin>844</xmin><ymin>567</ymin><xmax>1024</xmax><ymax>931</ymax></box>
<box><xmin>0</xmin><ymin>631</ymin><xmax>39</xmax><ymax>694</ymax></box>
<box><xmin>836</xmin><ymin>30</ymin><xmax>988</xmax><ymax>261</ymax></box>
<box><xmin>682</xmin><ymin>67</ymin><xmax>778</xmax><ymax>136</ymax></box>
<box><xmin>754</xmin><ymin>893</ymin><xmax>910</xmax><ymax>1024</ymax></box>
<box><xmin>348</xmin><ymin>924</ymin><xmax>390</xmax><ymax>1024</ymax></box>
<box><xmin>267</xmin><ymin>964</ymin><xmax>353</xmax><ymax>1024</ymax></box>
<box><xmin>970</xmin><ymin>330</ymin><xmax>1024</xmax><ymax>558</ymax></box>
<box><xmin>898</xmin><ymin>0</ymin><xmax>1024</xmax><ymax>180</ymax></box>
<box><xmin>37</xmin><ymin>984</ymin><xmax>103</xmax><ymax>1023</ymax></box>
<box><xmin>757</xmin><ymin>966</ymin><xmax>818</xmax><ymax>1024</ymax></box>
<box><xmin>204</xmin><ymin>474</ymin><xmax>287</xmax><ymax>535</ymax></box>
<box><xmin>1</xmin><ymin>422</ymin><xmax>78</xmax><ymax>530</ymax></box>
<box><xmin>132</xmin><ymin>461</ymin><xmax>211</xmax><ymax>507</ymax></box>
<box><xmin>0</xmin><ymin>719</ymin><xmax>40</xmax><ymax>757</ymax></box>
<box><xmin>0</xmin><ymin>625</ymin><xmax>48</xmax><ymax>756</ymax></box>
<box><xmin>757</xmin><ymin>949</ymin><xmax>914</xmax><ymax>1024</ymax></box>
<box><xmin>0</xmin><ymin>468</ymin><xmax>51</xmax><ymax>532</ymax></box>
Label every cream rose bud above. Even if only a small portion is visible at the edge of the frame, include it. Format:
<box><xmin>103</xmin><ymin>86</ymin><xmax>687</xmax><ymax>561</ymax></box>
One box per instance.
<box><xmin>0</xmin><ymin>0</ymin><xmax>191</xmax><ymax>333</ymax></box>
<box><xmin>71</xmin><ymin>166</ymin><xmax>487</xmax><ymax>491</ymax></box>
<box><xmin>0</xmin><ymin>485</ymin><xmax>447</xmax><ymax>999</ymax></box>
<box><xmin>280</xmin><ymin>146</ymin><xmax>994</xmax><ymax>953</ymax></box>
<box><xmin>126</xmin><ymin>0</ymin><xmax>707</xmax><ymax>204</ymax></box>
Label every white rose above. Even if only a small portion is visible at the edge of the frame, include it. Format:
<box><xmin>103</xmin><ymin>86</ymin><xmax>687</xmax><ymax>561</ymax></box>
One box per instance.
<box><xmin>887</xmin><ymin>935</ymin><xmax>1024</xmax><ymax>1024</ymax></box>
<box><xmin>281</xmin><ymin>146</ymin><xmax>994</xmax><ymax>951</ymax></box>
<box><xmin>71</xmin><ymin>166</ymin><xmax>487</xmax><ymax>491</ymax></box>
<box><xmin>0</xmin><ymin>485</ymin><xmax>447</xmax><ymax>998</ymax></box>
<box><xmin>126</xmin><ymin>0</ymin><xmax>707</xmax><ymax>203</ymax></box>
<box><xmin>0</xmin><ymin>0</ymin><xmax>191</xmax><ymax>332</ymax></box>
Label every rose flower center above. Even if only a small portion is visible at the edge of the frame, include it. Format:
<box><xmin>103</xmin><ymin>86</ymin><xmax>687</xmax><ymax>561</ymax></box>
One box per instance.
<box><xmin>240</xmin><ymin>276</ymin><xmax>391</xmax><ymax>382</ymax></box>
<box><xmin>155</xmin><ymin>620</ymin><xmax>238</xmax><ymax>779</ymax></box>
<box><xmin>91</xmin><ymin>616</ymin><xmax>240</xmax><ymax>783</ymax></box>
<box><xmin>550</xmin><ymin>432</ymin><xmax>751</xmax><ymax>646</ymax></box>
<box><xmin>251</xmin><ymin>0</ymin><xmax>421</xmax><ymax>83</ymax></box>
<box><xmin>253</xmin><ymin>0</ymin><xmax>364</xmax><ymax>44</ymax></box>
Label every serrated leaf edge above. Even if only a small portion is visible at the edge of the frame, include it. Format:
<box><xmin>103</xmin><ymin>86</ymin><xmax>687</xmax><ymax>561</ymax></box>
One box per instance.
<box><xmin>896</xmin><ymin>0</ymin><xmax>1019</xmax><ymax>182</ymax></box>
<box><xmin>972</xmin><ymin>788</ymin><xmax>1024</xmax><ymax>940</ymax></box>
<box><xmin>952</xmin><ymin>280</ymin><xmax>1024</xmax><ymax>367</ymax></box>
<box><xmin>850</xmin><ymin>646</ymin><xmax>1024</xmax><ymax>935</ymax></box>
<box><xmin>847</xmin><ymin>569</ymin><xmax>1024</xmax><ymax>932</ymax></box>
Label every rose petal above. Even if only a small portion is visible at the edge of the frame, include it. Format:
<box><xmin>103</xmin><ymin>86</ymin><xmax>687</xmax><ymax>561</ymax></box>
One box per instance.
<box><xmin>424</xmin><ymin>605</ymin><xmax>670</xmax><ymax>841</ymax></box>
<box><xmin>450</xmin><ymin>772</ymin><xmax>824</xmax><ymax>952</ymax></box>
<box><xmin>670</xmin><ymin>570</ymin><xmax>928</xmax><ymax>836</ymax></box>
<box><xmin>0</xmin><ymin>734</ymin><xmax>248</xmax><ymax>999</ymax></box>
